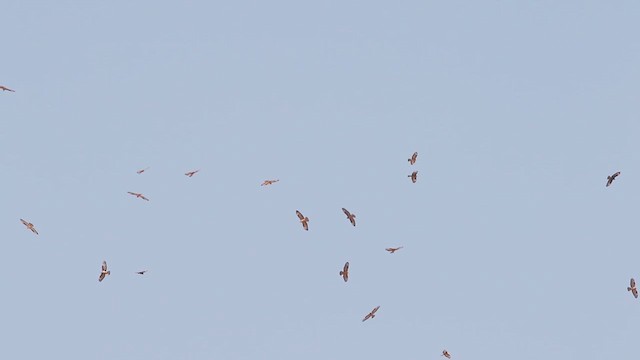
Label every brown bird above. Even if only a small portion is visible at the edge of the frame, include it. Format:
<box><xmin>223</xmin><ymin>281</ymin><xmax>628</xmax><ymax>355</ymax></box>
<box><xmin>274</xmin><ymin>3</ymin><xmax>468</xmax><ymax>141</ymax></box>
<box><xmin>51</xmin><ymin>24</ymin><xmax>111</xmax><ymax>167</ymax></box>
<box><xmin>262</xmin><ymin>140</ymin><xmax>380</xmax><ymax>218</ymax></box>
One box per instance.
<box><xmin>99</xmin><ymin>261</ymin><xmax>111</xmax><ymax>282</ymax></box>
<box><xmin>261</xmin><ymin>179</ymin><xmax>280</xmax><ymax>186</ymax></box>
<box><xmin>127</xmin><ymin>192</ymin><xmax>149</xmax><ymax>201</ymax></box>
<box><xmin>136</xmin><ymin>167</ymin><xmax>150</xmax><ymax>174</ymax></box>
<box><xmin>185</xmin><ymin>170</ymin><xmax>199</xmax><ymax>177</ymax></box>
<box><xmin>385</xmin><ymin>246</ymin><xmax>403</xmax><ymax>254</ymax></box>
<box><xmin>340</xmin><ymin>262</ymin><xmax>349</xmax><ymax>282</ymax></box>
<box><xmin>362</xmin><ymin>305</ymin><xmax>380</xmax><ymax>322</ymax></box>
<box><xmin>20</xmin><ymin>218</ymin><xmax>38</xmax><ymax>235</ymax></box>
<box><xmin>606</xmin><ymin>171</ymin><xmax>620</xmax><ymax>187</ymax></box>
<box><xmin>296</xmin><ymin>210</ymin><xmax>309</xmax><ymax>231</ymax></box>
<box><xmin>442</xmin><ymin>350</ymin><xmax>451</xmax><ymax>359</ymax></box>
<box><xmin>408</xmin><ymin>152</ymin><xmax>418</xmax><ymax>165</ymax></box>
<box><xmin>408</xmin><ymin>171</ymin><xmax>418</xmax><ymax>183</ymax></box>
<box><xmin>628</xmin><ymin>278</ymin><xmax>638</xmax><ymax>299</ymax></box>
<box><xmin>342</xmin><ymin>208</ymin><xmax>356</xmax><ymax>226</ymax></box>
<box><xmin>136</xmin><ymin>270</ymin><xmax>147</xmax><ymax>275</ymax></box>
<box><xmin>0</xmin><ymin>85</ymin><xmax>15</xmax><ymax>92</ymax></box>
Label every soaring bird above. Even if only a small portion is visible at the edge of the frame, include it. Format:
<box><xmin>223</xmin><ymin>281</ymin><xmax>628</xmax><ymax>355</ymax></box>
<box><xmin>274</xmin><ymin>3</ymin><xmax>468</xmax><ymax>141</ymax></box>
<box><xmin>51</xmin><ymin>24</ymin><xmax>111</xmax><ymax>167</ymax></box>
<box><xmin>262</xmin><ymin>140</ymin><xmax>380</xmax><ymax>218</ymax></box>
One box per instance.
<box><xmin>185</xmin><ymin>170</ymin><xmax>199</xmax><ymax>177</ymax></box>
<box><xmin>362</xmin><ymin>306</ymin><xmax>380</xmax><ymax>322</ymax></box>
<box><xmin>606</xmin><ymin>171</ymin><xmax>620</xmax><ymax>187</ymax></box>
<box><xmin>296</xmin><ymin>210</ymin><xmax>309</xmax><ymax>231</ymax></box>
<box><xmin>342</xmin><ymin>208</ymin><xmax>356</xmax><ymax>227</ymax></box>
<box><xmin>408</xmin><ymin>152</ymin><xmax>418</xmax><ymax>165</ymax></box>
<box><xmin>442</xmin><ymin>350</ymin><xmax>451</xmax><ymax>359</ymax></box>
<box><xmin>136</xmin><ymin>167</ymin><xmax>150</xmax><ymax>174</ymax></box>
<box><xmin>385</xmin><ymin>246</ymin><xmax>403</xmax><ymax>254</ymax></box>
<box><xmin>340</xmin><ymin>262</ymin><xmax>349</xmax><ymax>282</ymax></box>
<box><xmin>127</xmin><ymin>192</ymin><xmax>149</xmax><ymax>201</ymax></box>
<box><xmin>628</xmin><ymin>278</ymin><xmax>638</xmax><ymax>299</ymax></box>
<box><xmin>136</xmin><ymin>270</ymin><xmax>147</xmax><ymax>275</ymax></box>
<box><xmin>20</xmin><ymin>219</ymin><xmax>38</xmax><ymax>235</ymax></box>
<box><xmin>99</xmin><ymin>261</ymin><xmax>111</xmax><ymax>282</ymax></box>
<box><xmin>0</xmin><ymin>86</ymin><xmax>15</xmax><ymax>92</ymax></box>
<box><xmin>261</xmin><ymin>179</ymin><xmax>279</xmax><ymax>186</ymax></box>
<box><xmin>408</xmin><ymin>171</ymin><xmax>418</xmax><ymax>183</ymax></box>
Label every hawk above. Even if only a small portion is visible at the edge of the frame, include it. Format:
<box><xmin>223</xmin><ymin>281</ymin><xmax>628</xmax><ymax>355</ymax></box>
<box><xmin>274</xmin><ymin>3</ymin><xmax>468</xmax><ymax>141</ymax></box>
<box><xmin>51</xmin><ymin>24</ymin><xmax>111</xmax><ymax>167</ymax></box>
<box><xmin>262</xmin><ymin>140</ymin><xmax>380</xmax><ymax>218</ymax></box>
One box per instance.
<box><xmin>385</xmin><ymin>246</ymin><xmax>403</xmax><ymax>254</ymax></box>
<box><xmin>362</xmin><ymin>305</ymin><xmax>380</xmax><ymax>322</ymax></box>
<box><xmin>261</xmin><ymin>179</ymin><xmax>279</xmax><ymax>186</ymax></box>
<box><xmin>408</xmin><ymin>152</ymin><xmax>418</xmax><ymax>165</ymax></box>
<box><xmin>606</xmin><ymin>171</ymin><xmax>620</xmax><ymax>187</ymax></box>
<box><xmin>99</xmin><ymin>261</ymin><xmax>111</xmax><ymax>282</ymax></box>
<box><xmin>442</xmin><ymin>350</ymin><xmax>451</xmax><ymax>359</ymax></box>
<box><xmin>296</xmin><ymin>210</ymin><xmax>309</xmax><ymax>231</ymax></box>
<box><xmin>136</xmin><ymin>270</ymin><xmax>147</xmax><ymax>275</ymax></box>
<box><xmin>340</xmin><ymin>262</ymin><xmax>349</xmax><ymax>282</ymax></box>
<box><xmin>20</xmin><ymin>218</ymin><xmax>38</xmax><ymax>235</ymax></box>
<box><xmin>628</xmin><ymin>278</ymin><xmax>638</xmax><ymax>299</ymax></box>
<box><xmin>0</xmin><ymin>86</ymin><xmax>15</xmax><ymax>92</ymax></box>
<box><xmin>185</xmin><ymin>170</ymin><xmax>199</xmax><ymax>177</ymax></box>
<box><xmin>127</xmin><ymin>192</ymin><xmax>149</xmax><ymax>201</ymax></box>
<box><xmin>342</xmin><ymin>208</ymin><xmax>356</xmax><ymax>226</ymax></box>
<box><xmin>136</xmin><ymin>167</ymin><xmax>149</xmax><ymax>174</ymax></box>
<box><xmin>408</xmin><ymin>171</ymin><xmax>418</xmax><ymax>183</ymax></box>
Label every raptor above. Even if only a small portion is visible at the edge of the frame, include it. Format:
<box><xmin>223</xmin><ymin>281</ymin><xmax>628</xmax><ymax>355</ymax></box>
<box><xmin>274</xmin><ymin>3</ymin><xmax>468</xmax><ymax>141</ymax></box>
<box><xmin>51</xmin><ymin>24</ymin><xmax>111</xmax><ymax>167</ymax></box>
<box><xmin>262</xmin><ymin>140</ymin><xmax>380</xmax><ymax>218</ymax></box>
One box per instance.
<box><xmin>362</xmin><ymin>305</ymin><xmax>380</xmax><ymax>322</ymax></box>
<box><xmin>185</xmin><ymin>170</ymin><xmax>199</xmax><ymax>177</ymax></box>
<box><xmin>127</xmin><ymin>192</ymin><xmax>149</xmax><ymax>201</ymax></box>
<box><xmin>606</xmin><ymin>171</ymin><xmax>620</xmax><ymax>187</ymax></box>
<box><xmin>261</xmin><ymin>179</ymin><xmax>279</xmax><ymax>186</ymax></box>
<box><xmin>628</xmin><ymin>278</ymin><xmax>638</xmax><ymax>299</ymax></box>
<box><xmin>408</xmin><ymin>171</ymin><xmax>418</xmax><ymax>183</ymax></box>
<box><xmin>342</xmin><ymin>208</ymin><xmax>356</xmax><ymax>227</ymax></box>
<box><xmin>296</xmin><ymin>210</ymin><xmax>309</xmax><ymax>231</ymax></box>
<box><xmin>385</xmin><ymin>246</ymin><xmax>403</xmax><ymax>254</ymax></box>
<box><xmin>340</xmin><ymin>262</ymin><xmax>349</xmax><ymax>282</ymax></box>
<box><xmin>20</xmin><ymin>219</ymin><xmax>38</xmax><ymax>235</ymax></box>
<box><xmin>99</xmin><ymin>261</ymin><xmax>111</xmax><ymax>282</ymax></box>
<box><xmin>408</xmin><ymin>152</ymin><xmax>418</xmax><ymax>165</ymax></box>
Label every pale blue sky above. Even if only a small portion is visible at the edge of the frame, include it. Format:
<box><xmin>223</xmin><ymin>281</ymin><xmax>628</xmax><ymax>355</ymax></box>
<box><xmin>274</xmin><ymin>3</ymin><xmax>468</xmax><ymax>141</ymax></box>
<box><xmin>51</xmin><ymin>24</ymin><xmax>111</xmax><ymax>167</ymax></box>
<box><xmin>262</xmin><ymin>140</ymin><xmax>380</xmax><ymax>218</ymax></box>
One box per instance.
<box><xmin>2</xmin><ymin>1</ymin><xmax>640</xmax><ymax>359</ymax></box>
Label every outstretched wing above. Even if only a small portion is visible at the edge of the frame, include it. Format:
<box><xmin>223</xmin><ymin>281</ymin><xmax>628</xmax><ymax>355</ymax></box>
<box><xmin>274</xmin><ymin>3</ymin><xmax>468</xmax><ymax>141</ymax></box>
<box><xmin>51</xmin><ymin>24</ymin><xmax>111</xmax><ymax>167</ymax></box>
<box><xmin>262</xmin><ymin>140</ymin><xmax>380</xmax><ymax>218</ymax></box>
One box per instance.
<box><xmin>633</xmin><ymin>288</ymin><xmax>639</xmax><ymax>299</ymax></box>
<box><xmin>296</xmin><ymin>210</ymin><xmax>304</xmax><ymax>220</ymax></box>
<box><xmin>20</xmin><ymin>219</ymin><xmax>28</xmax><ymax>226</ymax></box>
<box><xmin>302</xmin><ymin>220</ymin><xmax>309</xmax><ymax>231</ymax></box>
<box><xmin>342</xmin><ymin>208</ymin><xmax>351</xmax><ymax>218</ymax></box>
<box><xmin>141</xmin><ymin>195</ymin><xmax>149</xmax><ymax>201</ymax></box>
<box><xmin>98</xmin><ymin>273</ymin><xmax>106</xmax><ymax>282</ymax></box>
<box><xmin>631</xmin><ymin>278</ymin><xmax>636</xmax><ymax>288</ymax></box>
<box><xmin>342</xmin><ymin>262</ymin><xmax>349</xmax><ymax>281</ymax></box>
<box><xmin>371</xmin><ymin>305</ymin><xmax>380</xmax><ymax>315</ymax></box>
<box><xmin>102</xmin><ymin>261</ymin><xmax>108</xmax><ymax>272</ymax></box>
<box><xmin>362</xmin><ymin>313</ymin><xmax>372</xmax><ymax>322</ymax></box>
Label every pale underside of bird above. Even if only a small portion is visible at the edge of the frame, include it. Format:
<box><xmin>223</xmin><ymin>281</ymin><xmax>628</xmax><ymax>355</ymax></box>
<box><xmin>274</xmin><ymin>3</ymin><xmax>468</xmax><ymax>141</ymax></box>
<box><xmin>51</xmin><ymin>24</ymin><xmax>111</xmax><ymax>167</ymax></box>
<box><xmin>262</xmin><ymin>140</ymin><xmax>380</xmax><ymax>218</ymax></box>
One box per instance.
<box><xmin>342</xmin><ymin>208</ymin><xmax>356</xmax><ymax>226</ymax></box>
<box><xmin>362</xmin><ymin>305</ymin><xmax>380</xmax><ymax>322</ymax></box>
<box><xmin>185</xmin><ymin>170</ymin><xmax>199</xmax><ymax>177</ymax></box>
<box><xmin>136</xmin><ymin>167</ymin><xmax>150</xmax><ymax>174</ymax></box>
<box><xmin>408</xmin><ymin>151</ymin><xmax>418</xmax><ymax>165</ymax></box>
<box><xmin>296</xmin><ymin>210</ymin><xmax>309</xmax><ymax>231</ymax></box>
<box><xmin>261</xmin><ymin>179</ymin><xmax>279</xmax><ymax>186</ymax></box>
<box><xmin>628</xmin><ymin>278</ymin><xmax>638</xmax><ymax>299</ymax></box>
<box><xmin>127</xmin><ymin>191</ymin><xmax>149</xmax><ymax>201</ymax></box>
<box><xmin>0</xmin><ymin>85</ymin><xmax>15</xmax><ymax>92</ymax></box>
<box><xmin>606</xmin><ymin>171</ymin><xmax>620</xmax><ymax>187</ymax></box>
<box><xmin>385</xmin><ymin>246</ymin><xmax>403</xmax><ymax>254</ymax></box>
<box><xmin>99</xmin><ymin>261</ymin><xmax>111</xmax><ymax>282</ymax></box>
<box><xmin>340</xmin><ymin>262</ymin><xmax>349</xmax><ymax>282</ymax></box>
<box><xmin>442</xmin><ymin>350</ymin><xmax>451</xmax><ymax>358</ymax></box>
<box><xmin>136</xmin><ymin>270</ymin><xmax>147</xmax><ymax>275</ymax></box>
<box><xmin>20</xmin><ymin>218</ymin><xmax>38</xmax><ymax>235</ymax></box>
<box><xmin>408</xmin><ymin>171</ymin><xmax>418</xmax><ymax>183</ymax></box>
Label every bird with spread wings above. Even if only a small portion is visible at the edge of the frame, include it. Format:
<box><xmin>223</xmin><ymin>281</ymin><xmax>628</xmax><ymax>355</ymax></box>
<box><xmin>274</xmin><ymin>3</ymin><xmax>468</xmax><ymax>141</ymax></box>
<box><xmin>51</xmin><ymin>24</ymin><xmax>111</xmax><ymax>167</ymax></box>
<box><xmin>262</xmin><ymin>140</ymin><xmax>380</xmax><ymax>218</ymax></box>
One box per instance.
<box><xmin>340</xmin><ymin>262</ymin><xmax>349</xmax><ymax>282</ymax></box>
<box><xmin>136</xmin><ymin>167</ymin><xmax>149</xmax><ymax>174</ymax></box>
<box><xmin>296</xmin><ymin>210</ymin><xmax>309</xmax><ymax>231</ymax></box>
<box><xmin>385</xmin><ymin>246</ymin><xmax>403</xmax><ymax>254</ymax></box>
<box><xmin>261</xmin><ymin>179</ymin><xmax>279</xmax><ymax>186</ymax></box>
<box><xmin>185</xmin><ymin>170</ymin><xmax>199</xmax><ymax>177</ymax></box>
<box><xmin>362</xmin><ymin>305</ymin><xmax>380</xmax><ymax>322</ymax></box>
<box><xmin>628</xmin><ymin>278</ymin><xmax>638</xmax><ymax>299</ymax></box>
<box><xmin>0</xmin><ymin>86</ymin><xmax>15</xmax><ymax>92</ymax></box>
<box><xmin>606</xmin><ymin>171</ymin><xmax>620</xmax><ymax>187</ymax></box>
<box><xmin>408</xmin><ymin>152</ymin><xmax>418</xmax><ymax>165</ymax></box>
<box><xmin>128</xmin><ymin>192</ymin><xmax>149</xmax><ymax>201</ymax></box>
<box><xmin>20</xmin><ymin>219</ymin><xmax>38</xmax><ymax>235</ymax></box>
<box><xmin>342</xmin><ymin>208</ymin><xmax>356</xmax><ymax>227</ymax></box>
<box><xmin>99</xmin><ymin>261</ymin><xmax>111</xmax><ymax>282</ymax></box>
<box><xmin>442</xmin><ymin>350</ymin><xmax>451</xmax><ymax>359</ymax></box>
<box><xmin>408</xmin><ymin>171</ymin><xmax>418</xmax><ymax>183</ymax></box>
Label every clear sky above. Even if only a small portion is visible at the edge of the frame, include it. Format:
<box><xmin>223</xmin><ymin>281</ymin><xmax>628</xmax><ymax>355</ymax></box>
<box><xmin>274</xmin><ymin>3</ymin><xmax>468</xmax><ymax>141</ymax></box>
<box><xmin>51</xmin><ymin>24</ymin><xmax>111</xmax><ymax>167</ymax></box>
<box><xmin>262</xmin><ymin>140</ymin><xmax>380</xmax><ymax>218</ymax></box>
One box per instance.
<box><xmin>2</xmin><ymin>1</ymin><xmax>639</xmax><ymax>359</ymax></box>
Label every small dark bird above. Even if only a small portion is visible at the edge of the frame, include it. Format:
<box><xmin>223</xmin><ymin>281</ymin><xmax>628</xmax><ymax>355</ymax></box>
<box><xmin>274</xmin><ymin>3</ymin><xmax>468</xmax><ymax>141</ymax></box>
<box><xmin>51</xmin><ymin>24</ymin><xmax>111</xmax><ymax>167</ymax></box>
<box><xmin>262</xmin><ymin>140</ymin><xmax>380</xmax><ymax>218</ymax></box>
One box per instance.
<box><xmin>385</xmin><ymin>246</ymin><xmax>403</xmax><ymax>254</ymax></box>
<box><xmin>136</xmin><ymin>167</ymin><xmax>150</xmax><ymax>174</ymax></box>
<box><xmin>127</xmin><ymin>192</ymin><xmax>149</xmax><ymax>201</ymax></box>
<box><xmin>0</xmin><ymin>86</ymin><xmax>15</xmax><ymax>92</ymax></box>
<box><xmin>296</xmin><ymin>210</ymin><xmax>309</xmax><ymax>231</ymax></box>
<box><xmin>408</xmin><ymin>171</ymin><xmax>418</xmax><ymax>183</ymax></box>
<box><xmin>185</xmin><ymin>170</ymin><xmax>199</xmax><ymax>177</ymax></box>
<box><xmin>408</xmin><ymin>152</ymin><xmax>418</xmax><ymax>165</ymax></box>
<box><xmin>628</xmin><ymin>278</ymin><xmax>638</xmax><ymax>299</ymax></box>
<box><xmin>442</xmin><ymin>350</ymin><xmax>451</xmax><ymax>359</ymax></box>
<box><xmin>99</xmin><ymin>261</ymin><xmax>111</xmax><ymax>282</ymax></box>
<box><xmin>20</xmin><ymin>218</ymin><xmax>39</xmax><ymax>235</ymax></box>
<box><xmin>342</xmin><ymin>208</ymin><xmax>356</xmax><ymax>226</ymax></box>
<box><xmin>606</xmin><ymin>171</ymin><xmax>620</xmax><ymax>187</ymax></box>
<box><xmin>261</xmin><ymin>179</ymin><xmax>279</xmax><ymax>186</ymax></box>
<box><xmin>136</xmin><ymin>270</ymin><xmax>147</xmax><ymax>275</ymax></box>
<box><xmin>340</xmin><ymin>262</ymin><xmax>349</xmax><ymax>282</ymax></box>
<box><xmin>362</xmin><ymin>305</ymin><xmax>380</xmax><ymax>322</ymax></box>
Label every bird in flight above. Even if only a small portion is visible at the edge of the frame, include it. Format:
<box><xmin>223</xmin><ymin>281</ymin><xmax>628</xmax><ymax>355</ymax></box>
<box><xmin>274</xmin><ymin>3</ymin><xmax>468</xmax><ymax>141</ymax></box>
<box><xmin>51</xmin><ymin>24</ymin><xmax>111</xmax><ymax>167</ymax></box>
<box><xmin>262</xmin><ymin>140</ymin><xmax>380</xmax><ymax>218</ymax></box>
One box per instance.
<box><xmin>408</xmin><ymin>152</ymin><xmax>418</xmax><ymax>165</ymax></box>
<box><xmin>408</xmin><ymin>171</ymin><xmax>418</xmax><ymax>183</ymax></box>
<box><xmin>342</xmin><ymin>208</ymin><xmax>356</xmax><ymax>226</ymax></box>
<box><xmin>136</xmin><ymin>270</ymin><xmax>147</xmax><ymax>275</ymax></box>
<box><xmin>628</xmin><ymin>278</ymin><xmax>638</xmax><ymax>299</ymax></box>
<box><xmin>136</xmin><ymin>167</ymin><xmax>150</xmax><ymax>174</ymax></box>
<box><xmin>442</xmin><ymin>350</ymin><xmax>451</xmax><ymax>359</ymax></box>
<box><xmin>340</xmin><ymin>262</ymin><xmax>349</xmax><ymax>282</ymax></box>
<box><xmin>296</xmin><ymin>210</ymin><xmax>309</xmax><ymax>231</ymax></box>
<box><xmin>385</xmin><ymin>246</ymin><xmax>403</xmax><ymax>254</ymax></box>
<box><xmin>20</xmin><ymin>219</ymin><xmax>39</xmax><ymax>235</ymax></box>
<box><xmin>362</xmin><ymin>305</ymin><xmax>380</xmax><ymax>322</ymax></box>
<box><xmin>261</xmin><ymin>179</ymin><xmax>279</xmax><ymax>186</ymax></box>
<box><xmin>606</xmin><ymin>171</ymin><xmax>620</xmax><ymax>187</ymax></box>
<box><xmin>0</xmin><ymin>85</ymin><xmax>15</xmax><ymax>92</ymax></box>
<box><xmin>127</xmin><ymin>192</ymin><xmax>149</xmax><ymax>201</ymax></box>
<box><xmin>99</xmin><ymin>261</ymin><xmax>111</xmax><ymax>282</ymax></box>
<box><xmin>185</xmin><ymin>170</ymin><xmax>199</xmax><ymax>177</ymax></box>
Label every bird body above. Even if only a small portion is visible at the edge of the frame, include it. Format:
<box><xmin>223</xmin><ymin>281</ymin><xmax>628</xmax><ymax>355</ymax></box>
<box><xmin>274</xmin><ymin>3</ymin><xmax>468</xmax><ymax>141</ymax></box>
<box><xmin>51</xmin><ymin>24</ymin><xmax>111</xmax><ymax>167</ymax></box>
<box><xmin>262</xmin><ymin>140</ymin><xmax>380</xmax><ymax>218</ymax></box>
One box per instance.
<box><xmin>442</xmin><ymin>350</ymin><xmax>451</xmax><ymax>359</ymax></box>
<box><xmin>136</xmin><ymin>167</ymin><xmax>150</xmax><ymax>174</ymax></box>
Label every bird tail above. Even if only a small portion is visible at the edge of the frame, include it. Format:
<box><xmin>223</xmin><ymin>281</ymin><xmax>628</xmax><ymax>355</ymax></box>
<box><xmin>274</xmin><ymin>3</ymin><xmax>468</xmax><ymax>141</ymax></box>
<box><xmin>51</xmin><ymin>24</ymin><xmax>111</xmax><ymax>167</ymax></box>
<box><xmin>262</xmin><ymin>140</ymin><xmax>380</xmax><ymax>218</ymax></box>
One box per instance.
<box><xmin>340</xmin><ymin>271</ymin><xmax>344</xmax><ymax>275</ymax></box>
<box><xmin>107</xmin><ymin>271</ymin><xmax>111</xmax><ymax>275</ymax></box>
<box><xmin>628</xmin><ymin>287</ymin><xmax>632</xmax><ymax>291</ymax></box>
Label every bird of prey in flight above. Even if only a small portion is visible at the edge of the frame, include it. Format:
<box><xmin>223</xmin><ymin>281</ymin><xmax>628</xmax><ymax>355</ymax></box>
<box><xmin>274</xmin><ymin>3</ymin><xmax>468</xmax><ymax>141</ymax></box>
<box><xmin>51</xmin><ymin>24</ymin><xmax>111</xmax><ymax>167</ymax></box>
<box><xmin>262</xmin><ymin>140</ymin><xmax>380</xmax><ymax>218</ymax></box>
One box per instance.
<box><xmin>408</xmin><ymin>171</ymin><xmax>418</xmax><ymax>183</ymax></box>
<box><xmin>342</xmin><ymin>208</ymin><xmax>356</xmax><ymax>227</ymax></box>
<box><xmin>99</xmin><ymin>261</ymin><xmax>111</xmax><ymax>282</ymax></box>
<box><xmin>136</xmin><ymin>270</ymin><xmax>147</xmax><ymax>275</ymax></box>
<box><xmin>0</xmin><ymin>86</ymin><xmax>15</xmax><ymax>92</ymax></box>
<box><xmin>296</xmin><ymin>210</ymin><xmax>309</xmax><ymax>231</ymax></box>
<box><xmin>606</xmin><ymin>171</ymin><xmax>620</xmax><ymax>187</ymax></box>
<box><xmin>340</xmin><ymin>262</ymin><xmax>349</xmax><ymax>282</ymax></box>
<box><xmin>261</xmin><ymin>179</ymin><xmax>279</xmax><ymax>186</ymax></box>
<box><xmin>20</xmin><ymin>219</ymin><xmax>38</xmax><ymax>235</ymax></box>
<box><xmin>362</xmin><ymin>306</ymin><xmax>380</xmax><ymax>322</ymax></box>
<box><xmin>136</xmin><ymin>167</ymin><xmax>150</xmax><ymax>174</ymax></box>
<box><xmin>185</xmin><ymin>170</ymin><xmax>199</xmax><ymax>177</ymax></box>
<box><xmin>628</xmin><ymin>278</ymin><xmax>638</xmax><ymax>299</ymax></box>
<box><xmin>408</xmin><ymin>152</ymin><xmax>418</xmax><ymax>165</ymax></box>
<box><xmin>385</xmin><ymin>246</ymin><xmax>403</xmax><ymax>254</ymax></box>
<box><xmin>442</xmin><ymin>350</ymin><xmax>451</xmax><ymax>359</ymax></box>
<box><xmin>127</xmin><ymin>192</ymin><xmax>149</xmax><ymax>201</ymax></box>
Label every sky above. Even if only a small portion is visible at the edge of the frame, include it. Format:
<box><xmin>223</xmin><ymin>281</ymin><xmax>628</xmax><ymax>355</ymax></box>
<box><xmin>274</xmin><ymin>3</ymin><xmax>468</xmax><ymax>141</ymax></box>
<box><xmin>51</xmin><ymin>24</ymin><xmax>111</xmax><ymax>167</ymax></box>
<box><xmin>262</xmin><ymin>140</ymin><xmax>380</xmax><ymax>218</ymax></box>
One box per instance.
<box><xmin>2</xmin><ymin>1</ymin><xmax>640</xmax><ymax>359</ymax></box>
